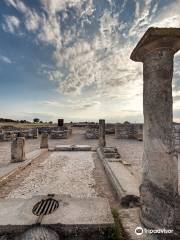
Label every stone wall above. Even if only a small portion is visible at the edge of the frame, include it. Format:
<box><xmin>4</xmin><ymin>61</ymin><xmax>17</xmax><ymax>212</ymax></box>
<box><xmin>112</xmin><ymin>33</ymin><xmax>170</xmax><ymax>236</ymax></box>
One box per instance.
<box><xmin>0</xmin><ymin>128</ymin><xmax>38</xmax><ymax>141</ymax></box>
<box><xmin>50</xmin><ymin>130</ymin><xmax>69</xmax><ymax>139</ymax></box>
<box><xmin>105</xmin><ymin>124</ymin><xmax>115</xmax><ymax>134</ymax></box>
<box><xmin>115</xmin><ymin>122</ymin><xmax>143</xmax><ymax>140</ymax></box>
<box><xmin>85</xmin><ymin>124</ymin><xmax>99</xmax><ymax>139</ymax></box>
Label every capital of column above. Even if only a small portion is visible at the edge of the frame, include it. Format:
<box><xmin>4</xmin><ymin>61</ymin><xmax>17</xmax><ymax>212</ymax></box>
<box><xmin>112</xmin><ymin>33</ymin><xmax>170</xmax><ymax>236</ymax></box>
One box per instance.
<box><xmin>130</xmin><ymin>27</ymin><xmax>180</xmax><ymax>62</ymax></box>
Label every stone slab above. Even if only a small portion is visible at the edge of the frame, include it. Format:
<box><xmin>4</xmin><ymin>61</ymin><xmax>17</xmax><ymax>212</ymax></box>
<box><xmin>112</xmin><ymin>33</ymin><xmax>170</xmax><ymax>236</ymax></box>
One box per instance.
<box><xmin>54</xmin><ymin>145</ymin><xmax>91</xmax><ymax>151</ymax></box>
<box><xmin>108</xmin><ymin>161</ymin><xmax>139</xmax><ymax>197</ymax></box>
<box><xmin>0</xmin><ymin>195</ymin><xmax>114</xmax><ymax>238</ymax></box>
<box><xmin>97</xmin><ymin>148</ymin><xmax>139</xmax><ymax>206</ymax></box>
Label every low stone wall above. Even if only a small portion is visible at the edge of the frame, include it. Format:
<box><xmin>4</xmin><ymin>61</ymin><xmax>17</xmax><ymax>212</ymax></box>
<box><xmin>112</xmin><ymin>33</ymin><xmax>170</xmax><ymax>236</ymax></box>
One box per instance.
<box><xmin>50</xmin><ymin>127</ymin><xmax>72</xmax><ymax>139</ymax></box>
<box><xmin>105</xmin><ymin>124</ymin><xmax>115</xmax><ymax>134</ymax></box>
<box><xmin>97</xmin><ymin>147</ymin><xmax>140</xmax><ymax>207</ymax></box>
<box><xmin>115</xmin><ymin>123</ymin><xmax>143</xmax><ymax>140</ymax></box>
<box><xmin>0</xmin><ymin>128</ymin><xmax>38</xmax><ymax>141</ymax></box>
<box><xmin>2</xmin><ymin>131</ymin><xmax>16</xmax><ymax>141</ymax></box>
<box><xmin>50</xmin><ymin>130</ymin><xmax>69</xmax><ymax>139</ymax></box>
<box><xmin>86</xmin><ymin>124</ymin><xmax>99</xmax><ymax>139</ymax></box>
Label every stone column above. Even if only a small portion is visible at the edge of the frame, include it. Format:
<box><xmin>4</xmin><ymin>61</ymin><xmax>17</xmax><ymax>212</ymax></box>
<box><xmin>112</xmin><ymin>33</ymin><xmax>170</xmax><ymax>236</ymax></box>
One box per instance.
<box><xmin>174</xmin><ymin>125</ymin><xmax>180</xmax><ymax>153</ymax></box>
<box><xmin>99</xmin><ymin>119</ymin><xmax>106</xmax><ymax>147</ymax></box>
<box><xmin>58</xmin><ymin>119</ymin><xmax>64</xmax><ymax>127</ymax></box>
<box><xmin>130</xmin><ymin>28</ymin><xmax>180</xmax><ymax>229</ymax></box>
<box><xmin>40</xmin><ymin>133</ymin><xmax>48</xmax><ymax>149</ymax></box>
<box><xmin>11</xmin><ymin>137</ymin><xmax>26</xmax><ymax>163</ymax></box>
<box><xmin>115</xmin><ymin>123</ymin><xmax>120</xmax><ymax>138</ymax></box>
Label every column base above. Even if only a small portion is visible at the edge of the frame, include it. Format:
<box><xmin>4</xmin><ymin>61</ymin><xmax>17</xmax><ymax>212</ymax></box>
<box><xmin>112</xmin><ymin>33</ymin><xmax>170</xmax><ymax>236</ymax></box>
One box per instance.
<box><xmin>140</xmin><ymin>181</ymin><xmax>176</xmax><ymax>229</ymax></box>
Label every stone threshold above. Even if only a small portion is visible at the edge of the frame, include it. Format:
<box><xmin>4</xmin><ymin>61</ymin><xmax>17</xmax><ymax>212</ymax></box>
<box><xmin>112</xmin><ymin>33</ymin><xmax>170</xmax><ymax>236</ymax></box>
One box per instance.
<box><xmin>49</xmin><ymin>144</ymin><xmax>92</xmax><ymax>151</ymax></box>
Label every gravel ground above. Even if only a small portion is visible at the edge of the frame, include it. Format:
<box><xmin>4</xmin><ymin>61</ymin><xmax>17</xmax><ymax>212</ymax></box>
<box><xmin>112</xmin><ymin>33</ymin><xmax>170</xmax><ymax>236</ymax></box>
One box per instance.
<box><xmin>8</xmin><ymin>152</ymin><xmax>97</xmax><ymax>199</ymax></box>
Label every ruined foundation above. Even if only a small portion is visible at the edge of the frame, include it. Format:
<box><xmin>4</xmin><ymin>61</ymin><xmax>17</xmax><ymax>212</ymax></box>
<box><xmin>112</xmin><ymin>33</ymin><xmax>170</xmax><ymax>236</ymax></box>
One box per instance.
<box><xmin>85</xmin><ymin>124</ymin><xmax>99</xmax><ymax>139</ymax></box>
<box><xmin>115</xmin><ymin>122</ymin><xmax>143</xmax><ymax>140</ymax></box>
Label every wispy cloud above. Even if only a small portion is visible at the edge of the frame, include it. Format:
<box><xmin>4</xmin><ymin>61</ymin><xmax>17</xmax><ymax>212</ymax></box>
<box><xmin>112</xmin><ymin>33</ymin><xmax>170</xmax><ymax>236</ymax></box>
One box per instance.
<box><xmin>2</xmin><ymin>0</ymin><xmax>180</xmax><ymax>122</ymax></box>
<box><xmin>2</xmin><ymin>15</ymin><xmax>20</xmax><ymax>33</ymax></box>
<box><xmin>0</xmin><ymin>55</ymin><xmax>12</xmax><ymax>64</ymax></box>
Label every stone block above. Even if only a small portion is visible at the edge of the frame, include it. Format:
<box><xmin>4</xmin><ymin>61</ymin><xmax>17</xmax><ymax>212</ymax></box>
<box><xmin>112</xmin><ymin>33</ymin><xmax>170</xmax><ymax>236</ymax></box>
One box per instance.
<box><xmin>11</xmin><ymin>137</ymin><xmax>26</xmax><ymax>163</ymax></box>
<box><xmin>0</xmin><ymin>195</ymin><xmax>114</xmax><ymax>240</ymax></box>
<box><xmin>40</xmin><ymin>133</ymin><xmax>48</xmax><ymax>149</ymax></box>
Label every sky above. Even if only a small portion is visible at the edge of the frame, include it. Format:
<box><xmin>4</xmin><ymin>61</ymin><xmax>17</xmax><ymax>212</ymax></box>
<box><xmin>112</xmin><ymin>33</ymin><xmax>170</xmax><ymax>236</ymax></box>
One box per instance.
<box><xmin>0</xmin><ymin>0</ymin><xmax>180</xmax><ymax>123</ymax></box>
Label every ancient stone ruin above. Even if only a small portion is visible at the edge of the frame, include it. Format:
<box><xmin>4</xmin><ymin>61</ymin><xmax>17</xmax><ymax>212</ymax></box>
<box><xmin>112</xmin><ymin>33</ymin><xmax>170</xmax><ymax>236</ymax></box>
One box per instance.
<box><xmin>115</xmin><ymin>122</ymin><xmax>143</xmax><ymax>141</ymax></box>
<box><xmin>58</xmin><ymin>118</ymin><xmax>64</xmax><ymax>127</ymax></box>
<box><xmin>99</xmin><ymin>119</ymin><xmax>106</xmax><ymax>147</ymax></box>
<box><xmin>130</xmin><ymin>27</ymin><xmax>180</xmax><ymax>229</ymax></box>
<box><xmin>11</xmin><ymin>137</ymin><xmax>26</xmax><ymax>163</ymax></box>
<box><xmin>49</xmin><ymin>119</ymin><xmax>72</xmax><ymax>139</ymax></box>
<box><xmin>40</xmin><ymin>133</ymin><xmax>49</xmax><ymax>149</ymax></box>
<box><xmin>2</xmin><ymin>28</ymin><xmax>180</xmax><ymax>239</ymax></box>
<box><xmin>85</xmin><ymin>123</ymin><xmax>99</xmax><ymax>139</ymax></box>
<box><xmin>50</xmin><ymin>128</ymin><xmax>71</xmax><ymax>139</ymax></box>
<box><xmin>0</xmin><ymin>127</ymin><xmax>38</xmax><ymax>141</ymax></box>
<box><xmin>174</xmin><ymin>124</ymin><xmax>180</xmax><ymax>152</ymax></box>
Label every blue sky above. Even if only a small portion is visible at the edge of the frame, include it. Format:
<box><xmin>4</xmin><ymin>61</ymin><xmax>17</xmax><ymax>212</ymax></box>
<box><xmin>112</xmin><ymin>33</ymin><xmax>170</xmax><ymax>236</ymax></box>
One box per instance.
<box><xmin>0</xmin><ymin>0</ymin><xmax>180</xmax><ymax>123</ymax></box>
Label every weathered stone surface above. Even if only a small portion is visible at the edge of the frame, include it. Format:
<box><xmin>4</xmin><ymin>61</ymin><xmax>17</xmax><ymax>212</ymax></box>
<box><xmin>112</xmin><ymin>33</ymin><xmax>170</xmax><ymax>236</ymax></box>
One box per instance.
<box><xmin>175</xmin><ymin>196</ymin><xmax>180</xmax><ymax>232</ymax></box>
<box><xmin>115</xmin><ymin>122</ymin><xmax>143</xmax><ymax>140</ymax></box>
<box><xmin>97</xmin><ymin>147</ymin><xmax>140</xmax><ymax>207</ymax></box>
<box><xmin>40</xmin><ymin>133</ymin><xmax>48</xmax><ymax>149</ymax></box>
<box><xmin>11</xmin><ymin>137</ymin><xmax>26</xmax><ymax>163</ymax></box>
<box><xmin>103</xmin><ymin>147</ymin><xmax>120</xmax><ymax>159</ymax></box>
<box><xmin>130</xmin><ymin>27</ymin><xmax>180</xmax><ymax>62</ymax></box>
<box><xmin>131</xmin><ymin>28</ymin><xmax>180</xmax><ymax>229</ymax></box>
<box><xmin>85</xmin><ymin>125</ymin><xmax>99</xmax><ymax>139</ymax></box>
<box><xmin>119</xmin><ymin>208</ymin><xmax>159</xmax><ymax>240</ymax></box>
<box><xmin>54</xmin><ymin>145</ymin><xmax>91</xmax><ymax>151</ymax></box>
<box><xmin>50</xmin><ymin>130</ymin><xmax>68</xmax><ymax>139</ymax></box>
<box><xmin>0</xmin><ymin>195</ymin><xmax>114</xmax><ymax>240</ymax></box>
<box><xmin>17</xmin><ymin>226</ymin><xmax>59</xmax><ymax>240</ymax></box>
<box><xmin>174</xmin><ymin>125</ymin><xmax>180</xmax><ymax>152</ymax></box>
<box><xmin>99</xmin><ymin>119</ymin><xmax>106</xmax><ymax>147</ymax></box>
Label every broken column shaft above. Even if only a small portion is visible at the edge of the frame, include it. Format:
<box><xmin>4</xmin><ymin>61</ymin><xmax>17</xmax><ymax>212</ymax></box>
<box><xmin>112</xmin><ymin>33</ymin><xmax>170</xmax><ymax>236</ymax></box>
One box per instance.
<box><xmin>11</xmin><ymin>137</ymin><xmax>26</xmax><ymax>163</ymax></box>
<box><xmin>58</xmin><ymin>118</ymin><xmax>64</xmax><ymax>127</ymax></box>
<box><xmin>99</xmin><ymin>119</ymin><xmax>106</xmax><ymax>148</ymax></box>
<box><xmin>130</xmin><ymin>28</ymin><xmax>180</xmax><ymax>229</ymax></box>
<box><xmin>40</xmin><ymin>133</ymin><xmax>48</xmax><ymax>149</ymax></box>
